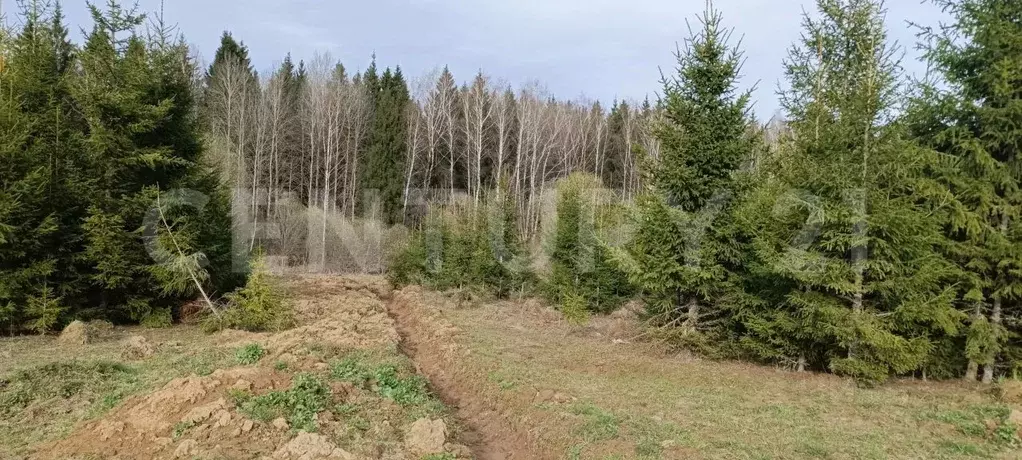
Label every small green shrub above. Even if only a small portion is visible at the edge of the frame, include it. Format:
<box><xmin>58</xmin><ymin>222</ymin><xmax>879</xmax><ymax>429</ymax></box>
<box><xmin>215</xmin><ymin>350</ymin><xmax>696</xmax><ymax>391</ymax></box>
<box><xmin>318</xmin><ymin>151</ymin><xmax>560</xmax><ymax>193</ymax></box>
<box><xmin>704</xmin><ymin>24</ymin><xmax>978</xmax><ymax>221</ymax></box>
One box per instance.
<box><xmin>172</xmin><ymin>421</ymin><xmax>195</xmax><ymax>439</ymax></box>
<box><xmin>140</xmin><ymin>308</ymin><xmax>173</xmax><ymax>328</ymax></box>
<box><xmin>25</xmin><ymin>285</ymin><xmax>65</xmax><ymax>334</ymax></box>
<box><xmin>204</xmin><ymin>254</ymin><xmax>294</xmax><ymax>333</ymax></box>
<box><xmin>561</xmin><ymin>291</ymin><xmax>590</xmax><ymax>325</ymax></box>
<box><xmin>544</xmin><ymin>174</ymin><xmax>634</xmax><ymax>315</ymax></box>
<box><xmin>993</xmin><ymin>420</ymin><xmax>1021</xmax><ymax>447</ymax></box>
<box><xmin>227</xmin><ymin>388</ymin><xmax>251</xmax><ymax>406</ymax></box>
<box><xmin>236</xmin><ymin>373</ymin><xmax>331</xmax><ymax>432</ymax></box>
<box><xmin>235</xmin><ymin>343</ymin><xmax>266</xmax><ymax>365</ymax></box>
<box><xmin>373</xmin><ymin>364</ymin><xmax>431</xmax><ymax>406</ymax></box>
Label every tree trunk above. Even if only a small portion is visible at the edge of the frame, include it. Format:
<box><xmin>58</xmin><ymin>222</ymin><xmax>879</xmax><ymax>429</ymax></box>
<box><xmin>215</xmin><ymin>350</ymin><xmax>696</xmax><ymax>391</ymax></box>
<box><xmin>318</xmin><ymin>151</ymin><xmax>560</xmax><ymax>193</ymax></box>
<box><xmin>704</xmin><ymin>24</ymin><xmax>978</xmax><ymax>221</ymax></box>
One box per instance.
<box><xmin>965</xmin><ymin>360</ymin><xmax>979</xmax><ymax>382</ymax></box>
<box><xmin>982</xmin><ymin>296</ymin><xmax>1002</xmax><ymax>384</ymax></box>
<box><xmin>983</xmin><ymin>213</ymin><xmax>1011</xmax><ymax>384</ymax></box>
<box><xmin>848</xmin><ymin>290</ymin><xmax>863</xmax><ymax>359</ymax></box>
<box><xmin>684</xmin><ymin>295</ymin><xmax>700</xmax><ymax>330</ymax></box>
<box><xmin>965</xmin><ymin>301</ymin><xmax>983</xmax><ymax>381</ymax></box>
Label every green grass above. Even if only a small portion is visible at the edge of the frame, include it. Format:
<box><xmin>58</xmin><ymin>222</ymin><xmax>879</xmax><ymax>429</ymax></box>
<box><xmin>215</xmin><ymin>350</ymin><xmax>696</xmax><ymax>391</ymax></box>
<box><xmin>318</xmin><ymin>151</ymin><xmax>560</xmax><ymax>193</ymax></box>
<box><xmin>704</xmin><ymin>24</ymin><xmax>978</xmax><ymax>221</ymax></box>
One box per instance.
<box><xmin>487</xmin><ymin>370</ymin><xmax>519</xmax><ymax>390</ymax></box>
<box><xmin>0</xmin><ymin>361</ymin><xmax>138</xmax><ymax>417</ymax></box>
<box><xmin>422</xmin><ymin>454</ymin><xmax>457</xmax><ymax>460</ymax></box>
<box><xmin>235</xmin><ymin>343</ymin><xmax>267</xmax><ymax>365</ymax></box>
<box><xmin>569</xmin><ymin>402</ymin><xmax>622</xmax><ymax>442</ymax></box>
<box><xmin>329</xmin><ymin>352</ymin><xmax>444</xmax><ymax>417</ymax></box>
<box><xmin>939</xmin><ymin>440</ymin><xmax>991</xmax><ymax>457</ymax></box>
<box><xmin>923</xmin><ymin>403</ymin><xmax>1021</xmax><ymax>449</ymax></box>
<box><xmin>234</xmin><ymin>373</ymin><xmax>331</xmax><ymax>432</ymax></box>
<box><xmin>331</xmin><ymin>353</ymin><xmax>375</xmax><ymax>386</ymax></box>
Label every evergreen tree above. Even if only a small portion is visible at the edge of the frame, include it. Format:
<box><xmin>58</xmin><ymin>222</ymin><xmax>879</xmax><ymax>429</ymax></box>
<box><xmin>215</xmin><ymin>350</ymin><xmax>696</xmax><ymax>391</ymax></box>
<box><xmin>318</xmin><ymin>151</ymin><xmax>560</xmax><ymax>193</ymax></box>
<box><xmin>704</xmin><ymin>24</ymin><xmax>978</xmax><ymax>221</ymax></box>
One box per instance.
<box><xmin>738</xmin><ymin>0</ymin><xmax>960</xmax><ymax>384</ymax></box>
<box><xmin>204</xmin><ymin>31</ymin><xmax>255</xmax><ymax>86</ymax></box>
<box><xmin>71</xmin><ymin>1</ymin><xmax>239</xmax><ymax>323</ymax></box>
<box><xmin>604</xmin><ymin>100</ymin><xmax>629</xmax><ymax>190</ymax></box>
<box><xmin>0</xmin><ymin>1</ymin><xmax>84</xmax><ymax>330</ymax></box>
<box><xmin>618</xmin><ymin>4</ymin><xmax>756</xmax><ymax>330</ymax></box>
<box><xmin>362</xmin><ymin>54</ymin><xmax>381</xmax><ymax>104</ymax></box>
<box><xmin>547</xmin><ymin>174</ymin><xmax>633</xmax><ymax>314</ymax></box>
<box><xmin>907</xmin><ymin>0</ymin><xmax>1022</xmax><ymax>382</ymax></box>
<box><xmin>362</xmin><ymin>66</ymin><xmax>409</xmax><ymax>225</ymax></box>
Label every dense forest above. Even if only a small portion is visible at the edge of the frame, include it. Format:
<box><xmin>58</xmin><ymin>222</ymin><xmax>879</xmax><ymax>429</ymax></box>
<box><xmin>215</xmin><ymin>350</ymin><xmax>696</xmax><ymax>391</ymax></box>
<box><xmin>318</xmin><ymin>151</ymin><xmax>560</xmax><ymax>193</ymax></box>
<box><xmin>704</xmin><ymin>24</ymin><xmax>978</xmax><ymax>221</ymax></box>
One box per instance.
<box><xmin>1</xmin><ymin>0</ymin><xmax>1020</xmax><ymax>386</ymax></box>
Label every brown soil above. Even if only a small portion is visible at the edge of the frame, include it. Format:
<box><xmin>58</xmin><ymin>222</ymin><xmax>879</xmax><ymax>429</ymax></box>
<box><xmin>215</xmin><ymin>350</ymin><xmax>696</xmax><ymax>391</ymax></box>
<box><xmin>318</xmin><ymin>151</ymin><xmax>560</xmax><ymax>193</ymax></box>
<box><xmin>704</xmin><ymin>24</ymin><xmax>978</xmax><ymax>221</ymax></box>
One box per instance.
<box><xmin>30</xmin><ymin>276</ymin><xmax>411</xmax><ymax>460</ymax></box>
<box><xmin>28</xmin><ymin>276</ymin><xmax>590</xmax><ymax>459</ymax></box>
<box><xmin>37</xmin><ymin>367</ymin><xmax>291</xmax><ymax>459</ymax></box>
<box><xmin>385</xmin><ymin>286</ymin><xmax>558</xmax><ymax>460</ymax></box>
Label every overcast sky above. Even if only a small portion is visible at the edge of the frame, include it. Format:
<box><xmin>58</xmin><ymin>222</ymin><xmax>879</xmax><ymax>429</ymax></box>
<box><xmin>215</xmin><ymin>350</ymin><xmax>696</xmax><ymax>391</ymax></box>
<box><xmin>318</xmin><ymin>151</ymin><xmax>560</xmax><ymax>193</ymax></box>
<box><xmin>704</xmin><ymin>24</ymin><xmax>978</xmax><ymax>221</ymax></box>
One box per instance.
<box><xmin>2</xmin><ymin>0</ymin><xmax>948</xmax><ymax>119</ymax></box>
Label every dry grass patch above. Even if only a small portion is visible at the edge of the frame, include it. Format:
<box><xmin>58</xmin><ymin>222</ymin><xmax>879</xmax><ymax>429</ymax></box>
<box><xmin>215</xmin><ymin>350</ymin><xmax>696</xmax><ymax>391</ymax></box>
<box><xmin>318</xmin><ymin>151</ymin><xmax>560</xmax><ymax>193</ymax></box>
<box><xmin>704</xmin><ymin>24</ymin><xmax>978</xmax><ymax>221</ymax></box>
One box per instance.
<box><xmin>443</xmin><ymin>298</ymin><xmax>1022</xmax><ymax>460</ymax></box>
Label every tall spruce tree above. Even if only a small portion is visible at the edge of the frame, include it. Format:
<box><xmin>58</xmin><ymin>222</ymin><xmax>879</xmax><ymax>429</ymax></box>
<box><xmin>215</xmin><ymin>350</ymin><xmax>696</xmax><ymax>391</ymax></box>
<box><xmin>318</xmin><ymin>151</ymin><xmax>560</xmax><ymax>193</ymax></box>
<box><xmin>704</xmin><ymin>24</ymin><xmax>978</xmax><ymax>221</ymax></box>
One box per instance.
<box><xmin>0</xmin><ymin>1</ymin><xmax>85</xmax><ymax>330</ymax></box>
<box><xmin>738</xmin><ymin>0</ymin><xmax>960</xmax><ymax>384</ymax></box>
<box><xmin>605</xmin><ymin>100</ymin><xmax>630</xmax><ymax>190</ymax></box>
<box><xmin>74</xmin><ymin>2</ymin><xmax>238</xmax><ymax>323</ymax></box>
<box><xmin>908</xmin><ymin>0</ymin><xmax>1022</xmax><ymax>382</ymax></box>
<box><xmin>618</xmin><ymin>4</ymin><xmax>756</xmax><ymax>330</ymax></box>
<box><xmin>362</xmin><ymin>66</ymin><xmax>409</xmax><ymax>225</ymax></box>
<box><xmin>204</xmin><ymin>31</ymin><xmax>255</xmax><ymax>85</ymax></box>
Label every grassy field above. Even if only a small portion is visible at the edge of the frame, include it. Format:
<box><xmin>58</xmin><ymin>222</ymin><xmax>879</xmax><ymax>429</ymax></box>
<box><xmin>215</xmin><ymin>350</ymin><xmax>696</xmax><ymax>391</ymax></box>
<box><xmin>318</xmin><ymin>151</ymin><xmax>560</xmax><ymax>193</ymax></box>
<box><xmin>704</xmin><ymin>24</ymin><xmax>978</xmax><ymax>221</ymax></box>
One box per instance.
<box><xmin>441</xmin><ymin>299</ymin><xmax>1022</xmax><ymax>460</ymax></box>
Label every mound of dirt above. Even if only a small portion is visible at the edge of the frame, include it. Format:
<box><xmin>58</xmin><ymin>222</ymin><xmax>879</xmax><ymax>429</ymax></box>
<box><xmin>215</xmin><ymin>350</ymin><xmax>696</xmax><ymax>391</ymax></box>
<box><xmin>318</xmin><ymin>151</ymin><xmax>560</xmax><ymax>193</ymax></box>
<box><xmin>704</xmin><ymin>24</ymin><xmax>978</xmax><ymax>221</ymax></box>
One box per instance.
<box><xmin>273</xmin><ymin>432</ymin><xmax>354</xmax><ymax>459</ymax></box>
<box><xmin>86</xmin><ymin>320</ymin><xmax>117</xmax><ymax>340</ymax></box>
<box><xmin>121</xmin><ymin>335</ymin><xmax>155</xmax><ymax>360</ymax></box>
<box><xmin>35</xmin><ymin>366</ymin><xmax>286</xmax><ymax>459</ymax></box>
<box><xmin>216</xmin><ymin>279</ymin><xmax>400</xmax><ymax>361</ymax></box>
<box><xmin>57</xmin><ymin>321</ymin><xmax>90</xmax><ymax>346</ymax></box>
<box><xmin>404</xmin><ymin>418</ymin><xmax>447</xmax><ymax>455</ymax></box>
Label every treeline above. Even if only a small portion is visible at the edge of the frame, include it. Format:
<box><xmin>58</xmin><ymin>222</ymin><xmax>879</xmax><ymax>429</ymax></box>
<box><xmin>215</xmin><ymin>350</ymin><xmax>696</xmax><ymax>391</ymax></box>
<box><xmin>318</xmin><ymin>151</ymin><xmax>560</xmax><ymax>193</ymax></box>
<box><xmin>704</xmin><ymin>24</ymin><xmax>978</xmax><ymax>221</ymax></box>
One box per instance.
<box><xmin>0</xmin><ymin>2</ymin><xmax>241</xmax><ymax>331</ymax></box>
<box><xmin>201</xmin><ymin>36</ymin><xmax>662</xmax><ymax>256</ymax></box>
<box><xmin>396</xmin><ymin>0</ymin><xmax>1022</xmax><ymax>386</ymax></box>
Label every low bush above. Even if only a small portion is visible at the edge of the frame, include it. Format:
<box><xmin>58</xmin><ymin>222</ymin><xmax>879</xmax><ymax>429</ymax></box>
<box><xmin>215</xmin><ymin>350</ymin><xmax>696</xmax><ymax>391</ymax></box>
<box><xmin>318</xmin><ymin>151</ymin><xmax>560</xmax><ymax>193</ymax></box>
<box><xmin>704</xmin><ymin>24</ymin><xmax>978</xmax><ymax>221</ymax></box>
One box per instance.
<box><xmin>235</xmin><ymin>343</ymin><xmax>266</xmax><ymax>365</ymax></box>
<box><xmin>203</xmin><ymin>254</ymin><xmax>295</xmax><ymax>333</ymax></box>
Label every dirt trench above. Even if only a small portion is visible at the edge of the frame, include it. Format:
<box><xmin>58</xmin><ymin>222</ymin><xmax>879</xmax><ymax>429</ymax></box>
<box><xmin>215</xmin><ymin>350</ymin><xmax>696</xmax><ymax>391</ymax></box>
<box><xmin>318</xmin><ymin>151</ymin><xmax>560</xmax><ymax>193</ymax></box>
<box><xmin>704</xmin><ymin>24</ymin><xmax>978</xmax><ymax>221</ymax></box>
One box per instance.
<box><xmin>383</xmin><ymin>286</ymin><xmax>555</xmax><ymax>460</ymax></box>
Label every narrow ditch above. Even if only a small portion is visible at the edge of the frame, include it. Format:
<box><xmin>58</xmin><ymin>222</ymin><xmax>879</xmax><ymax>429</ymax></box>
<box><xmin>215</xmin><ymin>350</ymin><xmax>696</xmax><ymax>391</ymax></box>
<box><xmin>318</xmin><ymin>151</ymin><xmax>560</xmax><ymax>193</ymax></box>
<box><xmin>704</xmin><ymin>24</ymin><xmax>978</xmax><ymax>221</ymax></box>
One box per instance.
<box><xmin>382</xmin><ymin>289</ymin><xmax>552</xmax><ymax>460</ymax></box>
